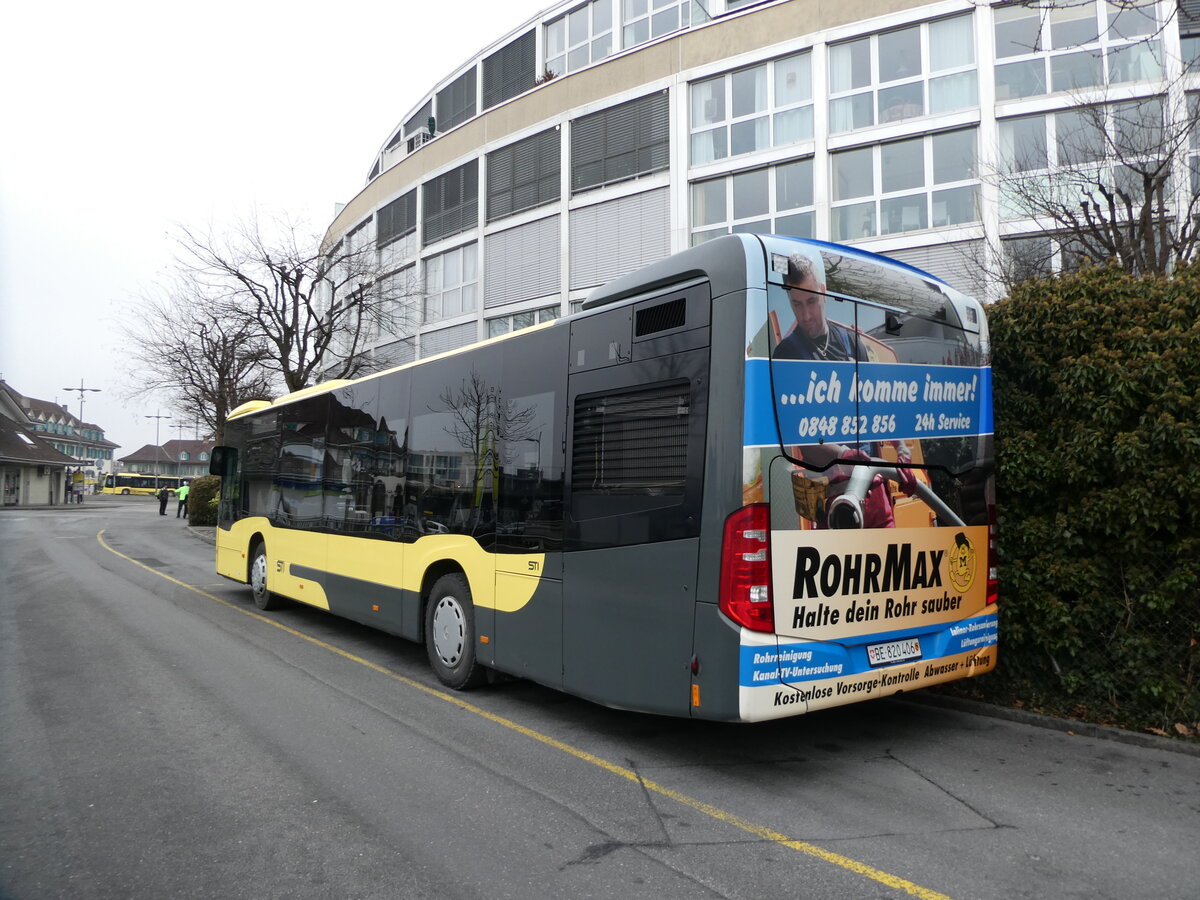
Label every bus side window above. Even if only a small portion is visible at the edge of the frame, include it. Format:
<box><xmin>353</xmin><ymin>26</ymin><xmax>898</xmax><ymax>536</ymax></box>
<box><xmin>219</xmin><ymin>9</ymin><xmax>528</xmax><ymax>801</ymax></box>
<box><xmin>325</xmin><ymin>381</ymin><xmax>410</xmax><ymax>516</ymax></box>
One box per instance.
<box><xmin>497</xmin><ymin>326</ymin><xmax>567</xmax><ymax>553</ymax></box>
<box><xmin>408</xmin><ymin>349</ymin><xmax>503</xmax><ymax>542</ymax></box>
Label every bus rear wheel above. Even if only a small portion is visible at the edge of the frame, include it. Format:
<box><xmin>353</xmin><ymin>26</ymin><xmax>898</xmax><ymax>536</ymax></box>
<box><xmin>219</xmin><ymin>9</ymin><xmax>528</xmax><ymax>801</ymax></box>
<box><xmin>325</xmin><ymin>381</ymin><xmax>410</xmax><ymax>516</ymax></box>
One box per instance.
<box><xmin>121</xmin><ymin>489</ymin><xmax>130</xmax><ymax>495</ymax></box>
<box><xmin>249</xmin><ymin>543</ymin><xmax>283</xmax><ymax>611</ymax></box>
<box><xmin>425</xmin><ymin>573</ymin><xmax>486</xmax><ymax>690</ymax></box>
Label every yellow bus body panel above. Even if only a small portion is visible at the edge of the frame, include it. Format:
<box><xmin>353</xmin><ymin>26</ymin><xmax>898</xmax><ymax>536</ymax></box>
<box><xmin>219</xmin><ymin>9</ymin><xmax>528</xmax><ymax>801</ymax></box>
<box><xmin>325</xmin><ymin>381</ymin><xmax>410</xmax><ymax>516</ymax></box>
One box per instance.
<box><xmin>218</xmin><ymin>518</ymin><xmax>544</xmax><ymax>614</ymax></box>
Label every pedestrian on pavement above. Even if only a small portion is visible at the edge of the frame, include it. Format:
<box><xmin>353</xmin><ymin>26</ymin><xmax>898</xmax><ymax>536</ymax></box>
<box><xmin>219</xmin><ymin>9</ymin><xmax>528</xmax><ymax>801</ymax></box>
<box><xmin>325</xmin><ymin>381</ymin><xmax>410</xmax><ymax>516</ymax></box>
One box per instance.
<box><xmin>176</xmin><ymin>482</ymin><xmax>190</xmax><ymax>519</ymax></box>
<box><xmin>157</xmin><ymin>485</ymin><xmax>171</xmax><ymax>516</ymax></box>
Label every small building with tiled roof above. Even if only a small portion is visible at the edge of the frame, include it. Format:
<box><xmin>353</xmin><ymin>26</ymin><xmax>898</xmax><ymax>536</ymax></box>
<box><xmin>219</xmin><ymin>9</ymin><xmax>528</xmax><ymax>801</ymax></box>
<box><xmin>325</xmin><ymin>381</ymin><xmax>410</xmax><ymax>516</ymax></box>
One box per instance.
<box><xmin>119</xmin><ymin>439</ymin><xmax>215</xmax><ymax>479</ymax></box>
<box><xmin>1</xmin><ymin>382</ymin><xmax>79</xmax><ymax>506</ymax></box>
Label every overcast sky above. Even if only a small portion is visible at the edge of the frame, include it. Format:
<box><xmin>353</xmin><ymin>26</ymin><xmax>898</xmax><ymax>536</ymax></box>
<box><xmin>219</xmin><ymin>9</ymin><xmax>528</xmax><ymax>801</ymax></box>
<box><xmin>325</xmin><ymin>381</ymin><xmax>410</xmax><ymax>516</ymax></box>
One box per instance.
<box><xmin>0</xmin><ymin>0</ymin><xmax>550</xmax><ymax>455</ymax></box>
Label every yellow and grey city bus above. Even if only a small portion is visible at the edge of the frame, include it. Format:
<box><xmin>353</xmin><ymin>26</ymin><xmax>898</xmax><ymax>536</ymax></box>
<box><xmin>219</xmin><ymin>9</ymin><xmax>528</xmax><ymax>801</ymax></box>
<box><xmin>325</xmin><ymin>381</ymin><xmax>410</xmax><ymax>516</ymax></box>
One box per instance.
<box><xmin>209</xmin><ymin>235</ymin><xmax>996</xmax><ymax>721</ymax></box>
<box><xmin>99</xmin><ymin>473</ymin><xmax>188</xmax><ymax>496</ymax></box>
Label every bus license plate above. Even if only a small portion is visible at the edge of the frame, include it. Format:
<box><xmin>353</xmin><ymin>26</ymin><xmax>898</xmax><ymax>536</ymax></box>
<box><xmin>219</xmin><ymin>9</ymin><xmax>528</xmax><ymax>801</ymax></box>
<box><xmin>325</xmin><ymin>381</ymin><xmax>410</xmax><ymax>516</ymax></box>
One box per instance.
<box><xmin>867</xmin><ymin>637</ymin><xmax>922</xmax><ymax>667</ymax></box>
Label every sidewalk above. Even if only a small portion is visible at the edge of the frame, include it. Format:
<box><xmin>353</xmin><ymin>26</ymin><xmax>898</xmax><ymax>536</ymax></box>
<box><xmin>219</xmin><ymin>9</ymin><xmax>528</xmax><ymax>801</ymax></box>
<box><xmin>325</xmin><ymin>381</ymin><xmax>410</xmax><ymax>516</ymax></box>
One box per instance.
<box><xmin>184</xmin><ymin>525</ymin><xmax>216</xmax><ymax>544</ymax></box>
<box><xmin>1</xmin><ymin>496</ymin><xmax>217</xmax><ymax>544</ymax></box>
<box><xmin>907</xmin><ymin>691</ymin><xmax>1200</xmax><ymax>758</ymax></box>
<box><xmin>0</xmin><ymin>502</ymin><xmax>114</xmax><ymax>511</ymax></box>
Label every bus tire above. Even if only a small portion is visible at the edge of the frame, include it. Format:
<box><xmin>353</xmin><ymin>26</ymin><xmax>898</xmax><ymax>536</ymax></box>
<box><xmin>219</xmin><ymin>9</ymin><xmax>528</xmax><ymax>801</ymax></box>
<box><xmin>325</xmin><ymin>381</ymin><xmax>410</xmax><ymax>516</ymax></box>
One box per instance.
<box><xmin>424</xmin><ymin>573</ymin><xmax>486</xmax><ymax>690</ymax></box>
<box><xmin>249</xmin><ymin>542</ymin><xmax>284</xmax><ymax>611</ymax></box>
<box><xmin>121</xmin><ymin>489</ymin><xmax>130</xmax><ymax>495</ymax></box>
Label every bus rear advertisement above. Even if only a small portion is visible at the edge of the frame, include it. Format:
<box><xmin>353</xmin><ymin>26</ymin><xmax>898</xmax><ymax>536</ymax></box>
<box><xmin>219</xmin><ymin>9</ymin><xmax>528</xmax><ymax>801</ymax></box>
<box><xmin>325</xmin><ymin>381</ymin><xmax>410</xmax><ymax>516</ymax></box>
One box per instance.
<box><xmin>732</xmin><ymin>238</ymin><xmax>995</xmax><ymax>719</ymax></box>
<box><xmin>209</xmin><ymin>235</ymin><xmax>995</xmax><ymax>722</ymax></box>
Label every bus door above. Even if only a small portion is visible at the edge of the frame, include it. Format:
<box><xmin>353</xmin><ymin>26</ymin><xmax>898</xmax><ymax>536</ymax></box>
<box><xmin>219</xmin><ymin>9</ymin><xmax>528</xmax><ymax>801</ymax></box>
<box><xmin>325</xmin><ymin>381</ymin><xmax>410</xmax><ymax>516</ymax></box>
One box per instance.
<box><xmin>271</xmin><ymin>398</ymin><xmax>330</xmax><ymax>605</ymax></box>
<box><xmin>489</xmin><ymin>329</ymin><xmax>566</xmax><ymax>690</ymax></box>
<box><xmin>759</xmin><ymin>242</ymin><xmax>993</xmax><ymax>708</ymax></box>
<box><xmin>562</xmin><ymin>288</ymin><xmax>710</xmax><ymax>716</ymax></box>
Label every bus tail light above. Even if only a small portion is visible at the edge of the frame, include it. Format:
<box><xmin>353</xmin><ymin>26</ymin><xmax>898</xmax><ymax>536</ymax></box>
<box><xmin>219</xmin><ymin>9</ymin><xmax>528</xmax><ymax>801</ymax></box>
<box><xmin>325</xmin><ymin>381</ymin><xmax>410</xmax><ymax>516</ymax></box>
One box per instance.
<box><xmin>986</xmin><ymin>504</ymin><xmax>998</xmax><ymax>606</ymax></box>
<box><xmin>719</xmin><ymin>503</ymin><xmax>774</xmax><ymax>632</ymax></box>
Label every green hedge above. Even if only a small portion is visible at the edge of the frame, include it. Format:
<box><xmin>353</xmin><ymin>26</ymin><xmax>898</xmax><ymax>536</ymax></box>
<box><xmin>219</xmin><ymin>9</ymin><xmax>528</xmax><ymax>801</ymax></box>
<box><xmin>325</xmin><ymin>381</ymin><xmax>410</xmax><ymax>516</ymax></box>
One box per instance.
<box><xmin>187</xmin><ymin>474</ymin><xmax>220</xmax><ymax>527</ymax></box>
<box><xmin>953</xmin><ymin>262</ymin><xmax>1200</xmax><ymax>735</ymax></box>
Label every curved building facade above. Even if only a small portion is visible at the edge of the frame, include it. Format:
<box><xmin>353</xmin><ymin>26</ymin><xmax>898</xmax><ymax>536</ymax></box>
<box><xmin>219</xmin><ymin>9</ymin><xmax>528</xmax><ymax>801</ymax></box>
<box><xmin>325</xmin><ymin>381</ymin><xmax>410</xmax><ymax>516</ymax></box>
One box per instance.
<box><xmin>324</xmin><ymin>0</ymin><xmax>1195</xmax><ymax>363</ymax></box>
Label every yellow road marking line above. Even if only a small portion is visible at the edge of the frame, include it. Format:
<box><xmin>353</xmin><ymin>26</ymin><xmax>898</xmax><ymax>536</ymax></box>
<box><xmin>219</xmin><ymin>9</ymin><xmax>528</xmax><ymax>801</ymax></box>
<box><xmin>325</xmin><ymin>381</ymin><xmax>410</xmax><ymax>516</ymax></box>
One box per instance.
<box><xmin>97</xmin><ymin>529</ymin><xmax>952</xmax><ymax>900</ymax></box>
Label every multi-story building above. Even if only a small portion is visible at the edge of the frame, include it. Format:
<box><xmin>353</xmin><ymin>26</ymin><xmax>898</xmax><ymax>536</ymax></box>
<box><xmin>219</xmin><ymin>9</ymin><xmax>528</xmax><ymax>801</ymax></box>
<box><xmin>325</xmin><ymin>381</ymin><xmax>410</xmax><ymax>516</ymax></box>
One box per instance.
<box><xmin>0</xmin><ymin>381</ymin><xmax>118</xmax><ymax>481</ymax></box>
<box><xmin>119</xmin><ymin>440</ymin><xmax>215</xmax><ymax>480</ymax></box>
<box><xmin>323</xmin><ymin>0</ymin><xmax>1197</xmax><ymax>364</ymax></box>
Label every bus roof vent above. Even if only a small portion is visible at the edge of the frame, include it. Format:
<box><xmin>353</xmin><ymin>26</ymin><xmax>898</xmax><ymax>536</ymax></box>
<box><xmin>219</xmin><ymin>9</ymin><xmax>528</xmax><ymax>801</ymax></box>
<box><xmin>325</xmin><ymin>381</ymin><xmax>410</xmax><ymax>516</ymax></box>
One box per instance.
<box><xmin>635</xmin><ymin>297</ymin><xmax>686</xmax><ymax>337</ymax></box>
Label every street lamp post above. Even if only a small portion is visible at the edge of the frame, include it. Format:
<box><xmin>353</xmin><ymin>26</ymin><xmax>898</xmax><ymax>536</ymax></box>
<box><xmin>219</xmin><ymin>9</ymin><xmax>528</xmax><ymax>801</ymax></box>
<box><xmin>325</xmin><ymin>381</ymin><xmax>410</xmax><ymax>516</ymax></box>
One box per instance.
<box><xmin>145</xmin><ymin>411</ymin><xmax>172</xmax><ymax>486</ymax></box>
<box><xmin>62</xmin><ymin>379</ymin><xmax>101</xmax><ymax>498</ymax></box>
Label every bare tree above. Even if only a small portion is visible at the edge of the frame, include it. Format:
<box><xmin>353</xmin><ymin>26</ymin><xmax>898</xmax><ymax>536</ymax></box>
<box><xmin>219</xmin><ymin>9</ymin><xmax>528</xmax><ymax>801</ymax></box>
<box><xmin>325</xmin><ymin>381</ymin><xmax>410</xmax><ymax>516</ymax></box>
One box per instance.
<box><xmin>979</xmin><ymin>81</ymin><xmax>1200</xmax><ymax>284</ymax></box>
<box><xmin>434</xmin><ymin>368</ymin><xmax>539</xmax><ymax>529</ymax></box>
<box><xmin>948</xmin><ymin>2</ymin><xmax>1200</xmax><ymax>292</ymax></box>
<box><xmin>1003</xmin><ymin>101</ymin><xmax>1194</xmax><ymax>274</ymax></box>
<box><xmin>931</xmin><ymin>2</ymin><xmax>1194</xmax><ymax>294</ymax></box>
<box><xmin>126</xmin><ymin>280</ymin><xmax>275</xmax><ymax>442</ymax></box>
<box><xmin>173</xmin><ymin>214</ymin><xmax>422</xmax><ymax>394</ymax></box>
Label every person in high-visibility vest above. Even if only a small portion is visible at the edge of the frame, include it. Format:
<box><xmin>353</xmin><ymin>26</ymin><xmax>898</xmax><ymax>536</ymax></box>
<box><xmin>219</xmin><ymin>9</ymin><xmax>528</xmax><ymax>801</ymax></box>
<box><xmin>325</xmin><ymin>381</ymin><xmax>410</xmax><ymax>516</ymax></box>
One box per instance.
<box><xmin>176</xmin><ymin>482</ymin><xmax>190</xmax><ymax>519</ymax></box>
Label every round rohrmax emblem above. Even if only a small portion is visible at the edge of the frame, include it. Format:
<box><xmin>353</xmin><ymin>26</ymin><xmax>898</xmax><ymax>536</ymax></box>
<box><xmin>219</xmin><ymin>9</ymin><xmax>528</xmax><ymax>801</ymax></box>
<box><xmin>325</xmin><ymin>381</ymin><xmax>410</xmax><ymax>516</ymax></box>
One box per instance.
<box><xmin>947</xmin><ymin>532</ymin><xmax>976</xmax><ymax>594</ymax></box>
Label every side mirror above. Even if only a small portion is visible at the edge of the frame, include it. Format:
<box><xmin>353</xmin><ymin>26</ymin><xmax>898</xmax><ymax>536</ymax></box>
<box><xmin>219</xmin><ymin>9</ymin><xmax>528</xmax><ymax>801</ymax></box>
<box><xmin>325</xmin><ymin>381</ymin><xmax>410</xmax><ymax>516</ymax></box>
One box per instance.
<box><xmin>209</xmin><ymin>446</ymin><xmax>234</xmax><ymax>476</ymax></box>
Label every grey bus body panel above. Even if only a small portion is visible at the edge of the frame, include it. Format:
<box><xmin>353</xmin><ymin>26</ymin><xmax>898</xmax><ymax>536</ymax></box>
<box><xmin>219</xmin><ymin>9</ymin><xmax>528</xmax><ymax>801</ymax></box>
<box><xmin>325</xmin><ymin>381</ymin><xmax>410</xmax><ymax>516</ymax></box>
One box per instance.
<box><xmin>690</xmin><ymin>284</ymin><xmax>758</xmax><ymax>719</ymax></box>
<box><xmin>290</xmin><ymin>565</ymin><xmax>421</xmax><ymax>641</ymax></box>
<box><xmin>571</xmin><ymin>239</ymin><xmax>764</xmax><ymax>719</ymax></box>
<box><xmin>690</xmin><ymin>601</ymin><xmax>745</xmax><ymax>721</ymax></box>
<box><xmin>492</xmin><ymin>565</ymin><xmax>563</xmax><ymax>689</ymax></box>
<box><xmin>561</xmin><ymin>274</ymin><xmax>715</xmax><ymax>716</ymax></box>
<box><xmin>562</xmin><ymin>538</ymin><xmax>701</xmax><ymax>716</ymax></box>
<box><xmin>582</xmin><ymin>235</ymin><xmax>763</xmax><ymax>312</ymax></box>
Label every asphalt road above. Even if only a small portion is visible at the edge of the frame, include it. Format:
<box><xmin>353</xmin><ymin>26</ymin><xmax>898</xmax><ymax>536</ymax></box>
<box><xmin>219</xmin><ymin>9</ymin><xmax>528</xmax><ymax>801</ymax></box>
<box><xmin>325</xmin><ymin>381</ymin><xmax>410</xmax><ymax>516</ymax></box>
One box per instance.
<box><xmin>2</xmin><ymin>496</ymin><xmax>1198</xmax><ymax>900</ymax></box>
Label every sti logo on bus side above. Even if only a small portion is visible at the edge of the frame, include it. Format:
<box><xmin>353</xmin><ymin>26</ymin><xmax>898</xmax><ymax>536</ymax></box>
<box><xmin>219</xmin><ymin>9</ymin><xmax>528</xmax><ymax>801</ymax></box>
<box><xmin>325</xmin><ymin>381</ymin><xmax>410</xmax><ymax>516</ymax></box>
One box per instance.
<box><xmin>792</xmin><ymin>543</ymin><xmax>945</xmax><ymax>600</ymax></box>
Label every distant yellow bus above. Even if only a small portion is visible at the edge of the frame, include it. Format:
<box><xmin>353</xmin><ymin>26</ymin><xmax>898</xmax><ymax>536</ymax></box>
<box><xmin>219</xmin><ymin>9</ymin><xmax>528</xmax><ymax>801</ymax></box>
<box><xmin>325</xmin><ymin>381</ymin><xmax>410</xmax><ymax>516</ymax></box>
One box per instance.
<box><xmin>99</xmin><ymin>474</ymin><xmax>189</xmax><ymax>496</ymax></box>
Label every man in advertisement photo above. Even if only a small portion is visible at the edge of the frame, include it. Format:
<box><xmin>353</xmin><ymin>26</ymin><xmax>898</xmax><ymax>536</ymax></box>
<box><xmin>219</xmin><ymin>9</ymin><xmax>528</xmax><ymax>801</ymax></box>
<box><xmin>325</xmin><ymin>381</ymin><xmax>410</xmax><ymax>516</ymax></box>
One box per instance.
<box><xmin>773</xmin><ymin>251</ymin><xmax>868</xmax><ymax>363</ymax></box>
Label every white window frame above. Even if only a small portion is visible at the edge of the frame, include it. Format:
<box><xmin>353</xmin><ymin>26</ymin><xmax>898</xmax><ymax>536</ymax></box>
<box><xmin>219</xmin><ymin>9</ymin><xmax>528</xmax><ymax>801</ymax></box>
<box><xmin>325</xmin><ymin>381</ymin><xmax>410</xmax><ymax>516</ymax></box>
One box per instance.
<box><xmin>997</xmin><ymin>99</ymin><xmax>1166</xmax><ymax>221</ymax></box>
<box><xmin>423</xmin><ymin>243</ymin><xmax>478</xmax><ymax>324</ymax></box>
<box><xmin>546</xmin><ymin>0</ymin><xmax>614</xmax><ymax>76</ymax></box>
<box><xmin>690</xmin><ymin>156</ymin><xmax>816</xmax><ymax>245</ymax></box>
<box><xmin>373</xmin><ymin>263</ymin><xmax>420</xmax><ymax>343</ymax></box>
<box><xmin>829</xmin><ymin>128</ymin><xmax>980</xmax><ymax>241</ymax></box>
<box><xmin>828</xmin><ymin>12</ymin><xmax>978</xmax><ymax>135</ymax></box>
<box><xmin>622</xmin><ymin>0</ymin><xmax>690</xmax><ymax>50</ymax></box>
<box><xmin>689</xmin><ymin>50</ymin><xmax>815</xmax><ymax>165</ymax></box>
<box><xmin>992</xmin><ymin>0</ymin><xmax>1161</xmax><ymax>104</ymax></box>
<box><xmin>486</xmin><ymin>304</ymin><xmax>561</xmax><ymax>339</ymax></box>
